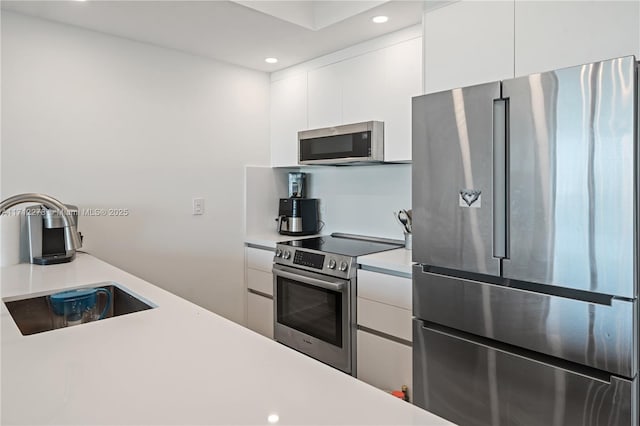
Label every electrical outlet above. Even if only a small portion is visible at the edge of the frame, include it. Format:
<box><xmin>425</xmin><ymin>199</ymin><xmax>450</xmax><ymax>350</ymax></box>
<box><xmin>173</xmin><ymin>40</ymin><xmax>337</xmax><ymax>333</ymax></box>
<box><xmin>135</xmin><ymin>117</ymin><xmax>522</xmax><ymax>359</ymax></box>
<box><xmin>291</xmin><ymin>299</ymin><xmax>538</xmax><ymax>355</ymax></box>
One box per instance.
<box><xmin>192</xmin><ymin>198</ymin><xmax>204</xmax><ymax>215</ymax></box>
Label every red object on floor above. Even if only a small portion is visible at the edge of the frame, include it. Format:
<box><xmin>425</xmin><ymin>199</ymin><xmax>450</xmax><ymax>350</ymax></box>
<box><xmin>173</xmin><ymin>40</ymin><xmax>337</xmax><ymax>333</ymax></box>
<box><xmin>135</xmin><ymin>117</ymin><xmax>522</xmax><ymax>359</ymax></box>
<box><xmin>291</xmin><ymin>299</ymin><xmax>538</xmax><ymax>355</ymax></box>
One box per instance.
<box><xmin>391</xmin><ymin>390</ymin><xmax>405</xmax><ymax>399</ymax></box>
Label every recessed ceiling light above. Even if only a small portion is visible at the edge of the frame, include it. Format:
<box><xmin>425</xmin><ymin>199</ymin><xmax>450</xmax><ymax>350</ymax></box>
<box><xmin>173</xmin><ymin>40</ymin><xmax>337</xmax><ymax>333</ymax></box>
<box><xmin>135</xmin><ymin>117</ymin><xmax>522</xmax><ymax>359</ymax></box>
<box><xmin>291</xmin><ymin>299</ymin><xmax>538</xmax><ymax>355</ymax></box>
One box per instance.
<box><xmin>372</xmin><ymin>16</ymin><xmax>389</xmax><ymax>24</ymax></box>
<box><xmin>265</xmin><ymin>57</ymin><xmax>278</xmax><ymax>64</ymax></box>
<box><xmin>267</xmin><ymin>414</ymin><xmax>279</xmax><ymax>424</ymax></box>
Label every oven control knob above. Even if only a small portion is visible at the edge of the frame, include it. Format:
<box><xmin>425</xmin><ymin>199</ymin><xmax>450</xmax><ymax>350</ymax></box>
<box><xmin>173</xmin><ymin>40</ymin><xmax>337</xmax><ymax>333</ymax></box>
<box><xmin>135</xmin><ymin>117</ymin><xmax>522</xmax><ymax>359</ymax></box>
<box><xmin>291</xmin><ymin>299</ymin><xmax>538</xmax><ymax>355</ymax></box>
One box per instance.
<box><xmin>339</xmin><ymin>261</ymin><xmax>348</xmax><ymax>272</ymax></box>
<box><xmin>283</xmin><ymin>251</ymin><xmax>291</xmax><ymax>259</ymax></box>
<box><xmin>328</xmin><ymin>259</ymin><xmax>336</xmax><ymax>269</ymax></box>
<box><xmin>275</xmin><ymin>249</ymin><xmax>283</xmax><ymax>257</ymax></box>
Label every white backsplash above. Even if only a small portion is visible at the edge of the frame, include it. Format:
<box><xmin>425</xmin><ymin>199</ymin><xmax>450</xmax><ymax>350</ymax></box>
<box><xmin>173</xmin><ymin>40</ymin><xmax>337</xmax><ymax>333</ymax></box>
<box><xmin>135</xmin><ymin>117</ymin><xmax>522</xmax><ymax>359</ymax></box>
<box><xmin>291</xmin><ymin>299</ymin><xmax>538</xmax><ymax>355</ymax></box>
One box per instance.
<box><xmin>245</xmin><ymin>164</ymin><xmax>411</xmax><ymax>240</ymax></box>
<box><xmin>306</xmin><ymin>164</ymin><xmax>411</xmax><ymax>240</ymax></box>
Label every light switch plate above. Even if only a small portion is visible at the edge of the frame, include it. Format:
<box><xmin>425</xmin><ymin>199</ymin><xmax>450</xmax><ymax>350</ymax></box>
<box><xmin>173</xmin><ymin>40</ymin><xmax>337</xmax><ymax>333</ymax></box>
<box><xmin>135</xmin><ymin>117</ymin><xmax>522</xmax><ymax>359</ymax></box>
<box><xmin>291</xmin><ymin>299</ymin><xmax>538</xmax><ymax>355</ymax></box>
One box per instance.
<box><xmin>192</xmin><ymin>197</ymin><xmax>204</xmax><ymax>215</ymax></box>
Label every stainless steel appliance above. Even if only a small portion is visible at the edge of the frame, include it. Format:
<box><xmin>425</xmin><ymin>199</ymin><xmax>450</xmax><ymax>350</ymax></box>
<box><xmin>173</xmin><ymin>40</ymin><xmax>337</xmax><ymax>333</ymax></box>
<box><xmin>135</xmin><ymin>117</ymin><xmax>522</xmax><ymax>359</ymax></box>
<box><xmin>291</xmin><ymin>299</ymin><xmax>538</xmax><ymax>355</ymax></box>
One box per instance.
<box><xmin>25</xmin><ymin>203</ymin><xmax>80</xmax><ymax>265</ymax></box>
<box><xmin>273</xmin><ymin>233</ymin><xmax>402</xmax><ymax>374</ymax></box>
<box><xmin>412</xmin><ymin>56</ymin><xmax>639</xmax><ymax>425</ymax></box>
<box><xmin>276</xmin><ymin>198</ymin><xmax>319</xmax><ymax>236</ymax></box>
<box><xmin>298</xmin><ymin>121</ymin><xmax>384</xmax><ymax>165</ymax></box>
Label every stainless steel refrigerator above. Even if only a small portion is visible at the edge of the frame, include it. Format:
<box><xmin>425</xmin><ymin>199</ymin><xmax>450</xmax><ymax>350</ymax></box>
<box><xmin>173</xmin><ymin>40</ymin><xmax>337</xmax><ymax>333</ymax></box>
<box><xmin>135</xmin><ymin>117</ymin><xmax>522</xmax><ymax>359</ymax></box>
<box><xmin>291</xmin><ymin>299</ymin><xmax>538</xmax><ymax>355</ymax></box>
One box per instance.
<box><xmin>412</xmin><ymin>56</ymin><xmax>638</xmax><ymax>426</ymax></box>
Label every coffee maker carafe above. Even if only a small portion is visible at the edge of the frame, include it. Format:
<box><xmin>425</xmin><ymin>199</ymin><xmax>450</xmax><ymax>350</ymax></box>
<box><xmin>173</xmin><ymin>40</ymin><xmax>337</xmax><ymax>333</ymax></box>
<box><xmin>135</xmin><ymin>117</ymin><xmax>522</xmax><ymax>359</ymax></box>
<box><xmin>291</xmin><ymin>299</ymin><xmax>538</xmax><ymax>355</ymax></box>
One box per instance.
<box><xmin>276</xmin><ymin>198</ymin><xmax>319</xmax><ymax>236</ymax></box>
<box><xmin>25</xmin><ymin>204</ymin><xmax>79</xmax><ymax>265</ymax></box>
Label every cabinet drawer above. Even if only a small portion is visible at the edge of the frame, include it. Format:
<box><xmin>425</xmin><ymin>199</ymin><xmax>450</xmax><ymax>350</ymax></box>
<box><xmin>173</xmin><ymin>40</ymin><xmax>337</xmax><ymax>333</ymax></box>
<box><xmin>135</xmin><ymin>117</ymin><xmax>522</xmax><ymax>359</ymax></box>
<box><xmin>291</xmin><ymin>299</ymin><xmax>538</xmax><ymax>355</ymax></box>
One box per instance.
<box><xmin>357</xmin><ymin>298</ymin><xmax>412</xmax><ymax>342</ymax></box>
<box><xmin>357</xmin><ymin>330</ymin><xmax>412</xmax><ymax>398</ymax></box>
<box><xmin>247</xmin><ymin>292</ymin><xmax>273</xmax><ymax>339</ymax></box>
<box><xmin>247</xmin><ymin>268</ymin><xmax>273</xmax><ymax>296</ymax></box>
<box><xmin>358</xmin><ymin>270</ymin><xmax>411</xmax><ymax>310</ymax></box>
<box><xmin>246</xmin><ymin>247</ymin><xmax>274</xmax><ymax>273</ymax></box>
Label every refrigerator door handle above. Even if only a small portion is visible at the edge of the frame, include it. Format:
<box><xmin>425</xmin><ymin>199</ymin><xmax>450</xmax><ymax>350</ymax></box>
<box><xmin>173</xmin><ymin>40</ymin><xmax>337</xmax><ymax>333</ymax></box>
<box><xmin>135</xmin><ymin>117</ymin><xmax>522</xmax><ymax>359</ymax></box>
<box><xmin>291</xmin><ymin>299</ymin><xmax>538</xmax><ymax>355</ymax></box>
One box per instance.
<box><xmin>492</xmin><ymin>98</ymin><xmax>509</xmax><ymax>259</ymax></box>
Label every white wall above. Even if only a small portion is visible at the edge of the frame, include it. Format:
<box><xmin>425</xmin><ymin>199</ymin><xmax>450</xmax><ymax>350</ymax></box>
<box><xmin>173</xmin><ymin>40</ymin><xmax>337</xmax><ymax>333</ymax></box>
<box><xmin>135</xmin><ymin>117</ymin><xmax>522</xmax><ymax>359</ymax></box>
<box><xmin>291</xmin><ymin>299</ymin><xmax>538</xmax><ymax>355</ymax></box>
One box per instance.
<box><xmin>0</xmin><ymin>11</ymin><xmax>270</xmax><ymax>324</ymax></box>
<box><xmin>244</xmin><ymin>166</ymin><xmax>290</xmax><ymax>237</ymax></box>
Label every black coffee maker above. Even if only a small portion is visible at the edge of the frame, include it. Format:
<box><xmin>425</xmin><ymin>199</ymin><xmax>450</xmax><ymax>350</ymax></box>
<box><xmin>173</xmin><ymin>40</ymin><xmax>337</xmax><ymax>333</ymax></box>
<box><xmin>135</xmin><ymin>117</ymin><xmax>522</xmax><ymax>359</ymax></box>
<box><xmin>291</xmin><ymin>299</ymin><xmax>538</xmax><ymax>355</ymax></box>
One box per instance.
<box><xmin>276</xmin><ymin>198</ymin><xmax>319</xmax><ymax>236</ymax></box>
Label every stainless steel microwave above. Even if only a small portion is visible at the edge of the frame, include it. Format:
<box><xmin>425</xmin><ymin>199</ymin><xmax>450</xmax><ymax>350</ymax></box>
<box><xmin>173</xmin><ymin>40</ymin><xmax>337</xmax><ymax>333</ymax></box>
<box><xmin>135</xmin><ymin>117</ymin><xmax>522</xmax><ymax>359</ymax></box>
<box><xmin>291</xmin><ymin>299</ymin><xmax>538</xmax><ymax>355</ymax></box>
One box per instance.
<box><xmin>298</xmin><ymin>121</ymin><xmax>384</xmax><ymax>165</ymax></box>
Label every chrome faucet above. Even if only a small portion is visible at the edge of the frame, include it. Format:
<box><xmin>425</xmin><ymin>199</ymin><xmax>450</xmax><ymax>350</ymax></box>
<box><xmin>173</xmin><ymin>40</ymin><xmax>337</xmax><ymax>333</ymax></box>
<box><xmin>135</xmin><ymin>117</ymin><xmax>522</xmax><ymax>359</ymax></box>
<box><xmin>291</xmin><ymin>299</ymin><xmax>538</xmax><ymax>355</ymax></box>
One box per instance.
<box><xmin>0</xmin><ymin>193</ymin><xmax>82</xmax><ymax>252</ymax></box>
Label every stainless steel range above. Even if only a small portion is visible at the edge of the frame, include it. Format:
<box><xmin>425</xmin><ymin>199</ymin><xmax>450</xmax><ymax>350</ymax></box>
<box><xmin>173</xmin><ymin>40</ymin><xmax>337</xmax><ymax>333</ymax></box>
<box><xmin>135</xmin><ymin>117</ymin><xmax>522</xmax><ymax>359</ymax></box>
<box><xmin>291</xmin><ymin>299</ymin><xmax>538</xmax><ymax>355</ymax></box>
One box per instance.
<box><xmin>273</xmin><ymin>233</ymin><xmax>402</xmax><ymax>375</ymax></box>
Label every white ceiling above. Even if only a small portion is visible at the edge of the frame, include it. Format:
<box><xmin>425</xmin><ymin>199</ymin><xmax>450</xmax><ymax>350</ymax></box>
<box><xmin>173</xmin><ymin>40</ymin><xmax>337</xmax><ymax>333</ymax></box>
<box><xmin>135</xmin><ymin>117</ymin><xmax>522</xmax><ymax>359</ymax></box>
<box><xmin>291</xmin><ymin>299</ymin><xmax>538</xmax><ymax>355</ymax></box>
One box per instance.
<box><xmin>0</xmin><ymin>0</ymin><xmax>440</xmax><ymax>73</ymax></box>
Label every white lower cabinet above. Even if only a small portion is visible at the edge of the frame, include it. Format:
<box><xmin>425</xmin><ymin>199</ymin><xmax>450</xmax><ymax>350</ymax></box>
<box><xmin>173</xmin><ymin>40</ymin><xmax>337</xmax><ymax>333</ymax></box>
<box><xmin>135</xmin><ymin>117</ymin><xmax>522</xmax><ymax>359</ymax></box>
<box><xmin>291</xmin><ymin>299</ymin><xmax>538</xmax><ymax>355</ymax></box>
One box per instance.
<box><xmin>357</xmin><ymin>330</ymin><xmax>412</xmax><ymax>399</ymax></box>
<box><xmin>247</xmin><ymin>292</ymin><xmax>273</xmax><ymax>339</ymax></box>
<box><xmin>245</xmin><ymin>246</ymin><xmax>274</xmax><ymax>339</ymax></box>
<box><xmin>356</xmin><ymin>269</ymin><xmax>412</xmax><ymax>399</ymax></box>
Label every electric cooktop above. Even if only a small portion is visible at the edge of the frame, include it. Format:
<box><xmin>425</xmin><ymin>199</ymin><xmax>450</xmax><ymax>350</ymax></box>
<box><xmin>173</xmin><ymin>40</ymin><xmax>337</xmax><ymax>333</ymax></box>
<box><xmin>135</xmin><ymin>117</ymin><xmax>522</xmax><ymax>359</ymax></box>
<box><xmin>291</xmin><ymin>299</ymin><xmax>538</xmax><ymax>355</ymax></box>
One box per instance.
<box><xmin>275</xmin><ymin>233</ymin><xmax>403</xmax><ymax>279</ymax></box>
<box><xmin>279</xmin><ymin>233</ymin><xmax>402</xmax><ymax>256</ymax></box>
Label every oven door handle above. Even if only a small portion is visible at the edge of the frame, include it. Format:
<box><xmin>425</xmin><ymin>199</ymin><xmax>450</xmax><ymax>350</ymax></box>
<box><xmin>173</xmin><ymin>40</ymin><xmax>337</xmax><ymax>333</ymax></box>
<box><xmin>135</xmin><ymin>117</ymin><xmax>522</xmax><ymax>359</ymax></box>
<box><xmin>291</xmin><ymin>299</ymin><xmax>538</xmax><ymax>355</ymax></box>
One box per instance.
<box><xmin>274</xmin><ymin>268</ymin><xmax>346</xmax><ymax>291</ymax></box>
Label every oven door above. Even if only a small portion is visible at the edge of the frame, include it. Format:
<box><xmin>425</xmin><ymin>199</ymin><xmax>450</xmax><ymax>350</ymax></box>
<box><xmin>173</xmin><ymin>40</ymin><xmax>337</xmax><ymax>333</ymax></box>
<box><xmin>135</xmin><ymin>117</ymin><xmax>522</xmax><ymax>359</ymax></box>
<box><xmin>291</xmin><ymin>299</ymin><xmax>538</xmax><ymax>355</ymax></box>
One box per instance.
<box><xmin>273</xmin><ymin>264</ymin><xmax>352</xmax><ymax>373</ymax></box>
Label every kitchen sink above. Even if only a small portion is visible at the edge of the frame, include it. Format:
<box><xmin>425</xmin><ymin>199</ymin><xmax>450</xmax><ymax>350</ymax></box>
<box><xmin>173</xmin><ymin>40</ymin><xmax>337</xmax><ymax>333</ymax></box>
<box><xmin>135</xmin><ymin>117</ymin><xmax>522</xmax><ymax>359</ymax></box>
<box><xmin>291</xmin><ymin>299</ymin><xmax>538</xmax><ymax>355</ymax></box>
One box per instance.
<box><xmin>4</xmin><ymin>283</ymin><xmax>155</xmax><ymax>336</ymax></box>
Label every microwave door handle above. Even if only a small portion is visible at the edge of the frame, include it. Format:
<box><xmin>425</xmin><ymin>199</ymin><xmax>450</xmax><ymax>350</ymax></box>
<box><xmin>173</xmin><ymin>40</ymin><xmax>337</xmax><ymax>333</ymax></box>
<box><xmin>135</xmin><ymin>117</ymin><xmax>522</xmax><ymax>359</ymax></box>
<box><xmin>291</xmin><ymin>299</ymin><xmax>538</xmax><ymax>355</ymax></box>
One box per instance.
<box><xmin>274</xmin><ymin>269</ymin><xmax>346</xmax><ymax>291</ymax></box>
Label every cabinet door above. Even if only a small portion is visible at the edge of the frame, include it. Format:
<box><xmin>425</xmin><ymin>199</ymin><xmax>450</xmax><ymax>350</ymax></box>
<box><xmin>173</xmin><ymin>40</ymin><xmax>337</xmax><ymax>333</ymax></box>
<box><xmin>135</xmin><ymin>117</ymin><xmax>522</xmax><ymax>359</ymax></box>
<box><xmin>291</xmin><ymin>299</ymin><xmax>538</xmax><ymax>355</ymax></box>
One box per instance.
<box><xmin>247</xmin><ymin>269</ymin><xmax>273</xmax><ymax>296</ymax></box>
<box><xmin>358</xmin><ymin>269</ymin><xmax>411</xmax><ymax>310</ymax></box>
<box><xmin>357</xmin><ymin>330</ymin><xmax>412</xmax><ymax>399</ymax></box>
<box><xmin>245</xmin><ymin>246</ymin><xmax>274</xmax><ymax>273</ymax></box>
<box><xmin>342</xmin><ymin>49</ymin><xmax>385</xmax><ymax>125</ymax></box>
<box><xmin>357</xmin><ymin>269</ymin><xmax>412</xmax><ymax>342</ymax></box>
<box><xmin>270</xmin><ymin>73</ymin><xmax>307</xmax><ymax>167</ymax></box>
<box><xmin>423</xmin><ymin>1</ymin><xmax>514</xmax><ymax>94</ymax></box>
<box><xmin>307</xmin><ymin>63</ymin><xmax>343</xmax><ymax>129</ymax></box>
<box><xmin>381</xmin><ymin>38</ymin><xmax>422</xmax><ymax>162</ymax></box>
<box><xmin>342</xmin><ymin>39</ymin><xmax>422</xmax><ymax>162</ymax></box>
<box><xmin>514</xmin><ymin>1</ymin><xmax>640</xmax><ymax>76</ymax></box>
<box><xmin>247</xmin><ymin>292</ymin><xmax>273</xmax><ymax>339</ymax></box>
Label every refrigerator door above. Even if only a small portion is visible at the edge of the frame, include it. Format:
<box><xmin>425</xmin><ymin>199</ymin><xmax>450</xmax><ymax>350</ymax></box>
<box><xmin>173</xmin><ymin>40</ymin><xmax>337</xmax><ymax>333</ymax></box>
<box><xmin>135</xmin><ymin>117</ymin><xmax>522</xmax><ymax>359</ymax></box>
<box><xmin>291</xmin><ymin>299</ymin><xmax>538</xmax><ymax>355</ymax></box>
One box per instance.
<box><xmin>413</xmin><ymin>320</ymin><xmax>638</xmax><ymax>426</ymax></box>
<box><xmin>502</xmin><ymin>56</ymin><xmax>636</xmax><ymax>298</ymax></box>
<box><xmin>413</xmin><ymin>266</ymin><xmax>637</xmax><ymax>378</ymax></box>
<box><xmin>412</xmin><ymin>82</ymin><xmax>502</xmax><ymax>275</ymax></box>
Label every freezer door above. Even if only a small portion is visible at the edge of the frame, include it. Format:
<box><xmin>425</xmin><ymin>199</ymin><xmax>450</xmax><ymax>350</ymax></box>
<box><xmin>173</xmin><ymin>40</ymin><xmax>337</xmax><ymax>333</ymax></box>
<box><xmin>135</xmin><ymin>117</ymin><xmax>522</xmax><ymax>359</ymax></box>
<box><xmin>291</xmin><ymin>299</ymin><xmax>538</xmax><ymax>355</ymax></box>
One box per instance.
<box><xmin>413</xmin><ymin>320</ymin><xmax>638</xmax><ymax>426</ymax></box>
<box><xmin>502</xmin><ymin>56</ymin><xmax>637</xmax><ymax>298</ymax></box>
<box><xmin>413</xmin><ymin>266</ymin><xmax>637</xmax><ymax>378</ymax></box>
<box><xmin>412</xmin><ymin>82</ymin><xmax>502</xmax><ymax>275</ymax></box>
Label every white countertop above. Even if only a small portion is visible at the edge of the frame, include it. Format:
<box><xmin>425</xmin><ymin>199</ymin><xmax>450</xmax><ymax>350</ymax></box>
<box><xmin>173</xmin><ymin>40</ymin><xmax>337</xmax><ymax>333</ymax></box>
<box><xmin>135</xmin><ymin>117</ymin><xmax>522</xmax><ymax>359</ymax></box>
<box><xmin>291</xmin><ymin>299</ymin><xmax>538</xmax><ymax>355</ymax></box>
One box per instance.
<box><xmin>358</xmin><ymin>248</ymin><xmax>414</xmax><ymax>276</ymax></box>
<box><xmin>0</xmin><ymin>254</ymin><xmax>451</xmax><ymax>425</ymax></box>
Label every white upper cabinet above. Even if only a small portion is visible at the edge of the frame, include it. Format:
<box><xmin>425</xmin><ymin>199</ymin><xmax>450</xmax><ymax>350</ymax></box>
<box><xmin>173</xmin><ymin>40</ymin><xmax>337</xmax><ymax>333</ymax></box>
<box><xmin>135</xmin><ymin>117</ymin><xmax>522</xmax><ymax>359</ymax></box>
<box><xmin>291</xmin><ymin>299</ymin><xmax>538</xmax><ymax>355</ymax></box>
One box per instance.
<box><xmin>379</xmin><ymin>38</ymin><xmax>422</xmax><ymax>162</ymax></box>
<box><xmin>271</xmin><ymin>33</ymin><xmax>423</xmax><ymax>165</ymax></box>
<box><xmin>423</xmin><ymin>0</ymin><xmax>515</xmax><ymax>94</ymax></box>
<box><xmin>341</xmin><ymin>49</ymin><xmax>386</xmax><ymax>125</ymax></box>
<box><xmin>270</xmin><ymin>73</ymin><xmax>307</xmax><ymax>167</ymax></box>
<box><xmin>514</xmin><ymin>0</ymin><xmax>640</xmax><ymax>76</ymax></box>
<box><xmin>307</xmin><ymin>63</ymin><xmax>344</xmax><ymax>129</ymax></box>
<box><xmin>342</xmin><ymin>38</ymin><xmax>422</xmax><ymax>162</ymax></box>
